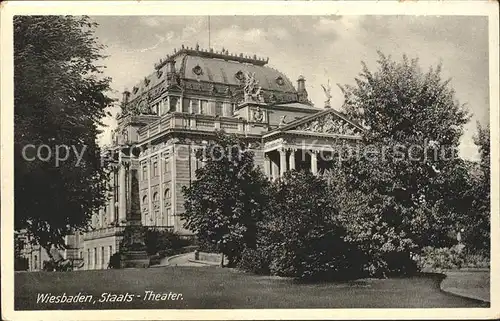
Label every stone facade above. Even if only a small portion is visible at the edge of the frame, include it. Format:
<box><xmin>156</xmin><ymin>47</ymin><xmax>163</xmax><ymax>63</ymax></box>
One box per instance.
<box><xmin>18</xmin><ymin>46</ymin><xmax>364</xmax><ymax>271</ymax></box>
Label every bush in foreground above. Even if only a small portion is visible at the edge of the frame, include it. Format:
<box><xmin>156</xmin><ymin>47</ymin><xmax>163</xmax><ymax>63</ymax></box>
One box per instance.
<box><xmin>414</xmin><ymin>246</ymin><xmax>489</xmax><ymax>271</ymax></box>
<box><xmin>258</xmin><ymin>171</ymin><xmax>356</xmax><ymax>281</ymax></box>
<box><xmin>237</xmin><ymin>247</ymin><xmax>271</xmax><ymax>275</ymax></box>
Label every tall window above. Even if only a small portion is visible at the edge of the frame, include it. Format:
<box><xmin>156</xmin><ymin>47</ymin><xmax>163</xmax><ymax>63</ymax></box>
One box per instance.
<box><xmin>152</xmin><ymin>103</ymin><xmax>159</xmax><ymax>115</ymax></box>
<box><xmin>152</xmin><ymin>161</ymin><xmax>159</xmax><ymax>177</ymax></box>
<box><xmin>142</xmin><ymin>165</ymin><xmax>147</xmax><ymax>181</ymax></box>
<box><xmin>200</xmin><ymin>100</ymin><xmax>208</xmax><ymax>114</ymax></box>
<box><xmin>101</xmin><ymin>247</ymin><xmax>105</xmax><ymax>266</ymax></box>
<box><xmin>142</xmin><ymin>195</ymin><xmax>148</xmax><ymax>211</ymax></box>
<box><xmin>170</xmin><ymin>97</ymin><xmax>178</xmax><ymax>112</ymax></box>
<box><xmin>87</xmin><ymin>249</ymin><xmax>90</xmax><ymax>268</ymax></box>
<box><xmin>191</xmin><ymin>100</ymin><xmax>199</xmax><ymax>114</ymax></box>
<box><xmin>182</xmin><ymin>98</ymin><xmax>190</xmax><ymax>113</ymax></box>
<box><xmin>164</xmin><ymin>159</ymin><xmax>170</xmax><ymax>174</ymax></box>
<box><xmin>34</xmin><ymin>255</ymin><xmax>38</xmax><ymax>270</ymax></box>
<box><xmin>164</xmin><ymin>189</ymin><xmax>171</xmax><ymax>203</ymax></box>
<box><xmin>154</xmin><ymin>210</ymin><xmax>160</xmax><ymax>226</ymax></box>
<box><xmin>109</xmin><ymin>245</ymin><xmax>113</xmax><ymax>263</ymax></box>
<box><xmin>94</xmin><ymin>248</ymin><xmax>97</xmax><ymax>269</ymax></box>
<box><xmin>165</xmin><ymin>208</ymin><xmax>171</xmax><ymax>226</ymax></box>
<box><xmin>215</xmin><ymin>101</ymin><xmax>223</xmax><ymax>116</ymax></box>
<box><xmin>153</xmin><ymin>192</ymin><xmax>159</xmax><ymax>210</ymax></box>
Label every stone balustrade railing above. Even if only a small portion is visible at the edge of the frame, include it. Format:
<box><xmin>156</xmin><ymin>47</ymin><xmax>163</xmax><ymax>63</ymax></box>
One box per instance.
<box><xmin>83</xmin><ymin>226</ymin><xmax>126</xmax><ymax>240</ymax></box>
<box><xmin>137</xmin><ymin>112</ymin><xmax>266</xmax><ymax>141</ymax></box>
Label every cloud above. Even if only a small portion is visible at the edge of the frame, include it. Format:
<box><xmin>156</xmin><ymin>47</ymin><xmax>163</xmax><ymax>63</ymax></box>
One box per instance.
<box><xmin>137</xmin><ymin>32</ymin><xmax>175</xmax><ymax>53</ymax></box>
<box><xmin>313</xmin><ymin>16</ymin><xmax>361</xmax><ymax>38</ymax></box>
<box><xmin>140</xmin><ymin>17</ymin><xmax>161</xmax><ymax>27</ymax></box>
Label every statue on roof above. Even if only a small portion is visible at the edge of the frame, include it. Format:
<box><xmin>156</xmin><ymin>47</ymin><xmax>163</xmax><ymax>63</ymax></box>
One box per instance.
<box><xmin>243</xmin><ymin>71</ymin><xmax>264</xmax><ymax>103</ymax></box>
<box><xmin>321</xmin><ymin>79</ymin><xmax>332</xmax><ymax>108</ymax></box>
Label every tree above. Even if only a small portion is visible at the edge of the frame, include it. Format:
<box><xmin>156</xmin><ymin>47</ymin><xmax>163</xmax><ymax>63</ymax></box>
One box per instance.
<box><xmin>463</xmin><ymin>123</ymin><xmax>490</xmax><ymax>253</ymax></box>
<box><xmin>325</xmin><ymin>163</ymin><xmax>418</xmax><ymax>277</ymax></box>
<box><xmin>337</xmin><ymin>52</ymin><xmax>471</xmax><ymax>250</ymax></box>
<box><xmin>261</xmin><ymin>171</ymin><xmax>353</xmax><ymax>280</ymax></box>
<box><xmin>181</xmin><ymin>131</ymin><xmax>269</xmax><ymax>266</ymax></box>
<box><xmin>14</xmin><ymin>16</ymin><xmax>113</xmax><ymax>258</ymax></box>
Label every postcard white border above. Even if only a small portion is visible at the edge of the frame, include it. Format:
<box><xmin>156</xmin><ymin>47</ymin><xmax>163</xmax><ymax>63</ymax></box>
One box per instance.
<box><xmin>1</xmin><ymin>1</ymin><xmax>499</xmax><ymax>320</ymax></box>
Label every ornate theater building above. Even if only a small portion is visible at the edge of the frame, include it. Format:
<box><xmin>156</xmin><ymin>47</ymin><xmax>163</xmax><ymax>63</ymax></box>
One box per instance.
<box><xmin>21</xmin><ymin>45</ymin><xmax>364</xmax><ymax>270</ymax></box>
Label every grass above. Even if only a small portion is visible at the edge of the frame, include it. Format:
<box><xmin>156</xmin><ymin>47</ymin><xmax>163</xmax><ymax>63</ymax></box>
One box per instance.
<box><xmin>441</xmin><ymin>271</ymin><xmax>490</xmax><ymax>302</ymax></box>
<box><xmin>15</xmin><ymin>266</ymin><xmax>489</xmax><ymax>310</ymax></box>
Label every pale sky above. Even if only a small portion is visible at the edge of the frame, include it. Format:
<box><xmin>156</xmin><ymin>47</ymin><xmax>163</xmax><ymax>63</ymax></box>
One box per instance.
<box><xmin>91</xmin><ymin>15</ymin><xmax>489</xmax><ymax>160</ymax></box>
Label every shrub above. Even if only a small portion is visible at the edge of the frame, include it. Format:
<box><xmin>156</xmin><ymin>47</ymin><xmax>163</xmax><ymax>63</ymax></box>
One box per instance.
<box><xmin>108</xmin><ymin>252</ymin><xmax>121</xmax><ymax>269</ymax></box>
<box><xmin>325</xmin><ymin>164</ymin><xmax>420</xmax><ymax>278</ymax></box>
<box><xmin>15</xmin><ymin>257</ymin><xmax>29</xmax><ymax>271</ymax></box>
<box><xmin>261</xmin><ymin>171</ymin><xmax>354</xmax><ymax>281</ymax></box>
<box><xmin>43</xmin><ymin>260</ymin><xmax>56</xmax><ymax>271</ymax></box>
<box><xmin>237</xmin><ymin>247</ymin><xmax>271</xmax><ymax>275</ymax></box>
<box><xmin>182</xmin><ymin>131</ymin><xmax>270</xmax><ymax>266</ymax></box>
<box><xmin>41</xmin><ymin>259</ymin><xmax>72</xmax><ymax>271</ymax></box>
<box><xmin>414</xmin><ymin>246</ymin><xmax>489</xmax><ymax>271</ymax></box>
<box><xmin>141</xmin><ymin>227</ymin><xmax>193</xmax><ymax>258</ymax></box>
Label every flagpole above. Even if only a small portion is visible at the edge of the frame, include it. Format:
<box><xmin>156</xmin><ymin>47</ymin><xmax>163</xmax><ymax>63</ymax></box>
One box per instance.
<box><xmin>208</xmin><ymin>16</ymin><xmax>211</xmax><ymax>49</ymax></box>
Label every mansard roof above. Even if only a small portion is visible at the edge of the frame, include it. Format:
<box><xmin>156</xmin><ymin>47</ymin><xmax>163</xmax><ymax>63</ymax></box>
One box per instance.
<box><xmin>127</xmin><ymin>45</ymin><xmax>297</xmax><ymax>102</ymax></box>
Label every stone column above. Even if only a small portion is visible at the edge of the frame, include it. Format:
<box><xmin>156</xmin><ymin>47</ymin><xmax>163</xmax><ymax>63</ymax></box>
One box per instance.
<box><xmin>289</xmin><ymin>149</ymin><xmax>296</xmax><ymax>171</ymax></box>
<box><xmin>264</xmin><ymin>154</ymin><xmax>271</xmax><ymax>178</ymax></box>
<box><xmin>279</xmin><ymin>149</ymin><xmax>287</xmax><ymax>177</ymax></box>
<box><xmin>271</xmin><ymin>154</ymin><xmax>279</xmax><ymax>181</ymax></box>
<box><xmin>147</xmin><ymin>159</ymin><xmax>152</xmax><ymax>225</ymax></box>
<box><xmin>99</xmin><ymin>208</ymin><xmax>103</xmax><ymax>228</ymax></box>
<box><xmin>118</xmin><ymin>162</ymin><xmax>127</xmax><ymax>223</ymax></box>
<box><xmin>159</xmin><ymin>155</ymin><xmax>164</xmax><ymax>226</ymax></box>
<box><xmin>310</xmin><ymin>151</ymin><xmax>318</xmax><ymax>175</ymax></box>
<box><xmin>113</xmin><ymin>166</ymin><xmax>119</xmax><ymax>224</ymax></box>
<box><xmin>170</xmin><ymin>148</ymin><xmax>176</xmax><ymax>228</ymax></box>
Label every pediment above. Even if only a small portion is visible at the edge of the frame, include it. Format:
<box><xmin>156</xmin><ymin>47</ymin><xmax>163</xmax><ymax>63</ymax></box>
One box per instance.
<box><xmin>283</xmin><ymin>109</ymin><xmax>363</xmax><ymax>136</ymax></box>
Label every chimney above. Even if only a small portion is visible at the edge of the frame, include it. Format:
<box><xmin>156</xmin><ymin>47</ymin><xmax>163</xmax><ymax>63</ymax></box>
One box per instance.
<box><xmin>122</xmin><ymin>89</ymin><xmax>130</xmax><ymax>105</ymax></box>
<box><xmin>166</xmin><ymin>59</ymin><xmax>176</xmax><ymax>74</ymax></box>
<box><xmin>297</xmin><ymin>75</ymin><xmax>309</xmax><ymax>104</ymax></box>
<box><xmin>297</xmin><ymin>75</ymin><xmax>306</xmax><ymax>92</ymax></box>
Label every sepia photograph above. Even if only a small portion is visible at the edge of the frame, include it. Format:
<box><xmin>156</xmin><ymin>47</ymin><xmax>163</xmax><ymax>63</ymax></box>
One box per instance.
<box><xmin>1</xmin><ymin>1</ymin><xmax>498</xmax><ymax>320</ymax></box>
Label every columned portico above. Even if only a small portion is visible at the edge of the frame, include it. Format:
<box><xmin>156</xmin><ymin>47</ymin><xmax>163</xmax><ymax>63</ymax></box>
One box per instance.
<box><xmin>262</xmin><ymin>146</ymin><xmax>322</xmax><ymax>179</ymax></box>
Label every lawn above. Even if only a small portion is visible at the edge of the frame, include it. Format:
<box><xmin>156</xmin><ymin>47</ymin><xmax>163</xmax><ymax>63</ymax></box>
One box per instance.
<box><xmin>15</xmin><ymin>266</ymin><xmax>488</xmax><ymax>310</ymax></box>
<box><xmin>441</xmin><ymin>270</ymin><xmax>490</xmax><ymax>302</ymax></box>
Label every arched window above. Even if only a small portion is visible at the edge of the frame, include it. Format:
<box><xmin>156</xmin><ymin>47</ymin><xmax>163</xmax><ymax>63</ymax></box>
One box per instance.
<box><xmin>142</xmin><ymin>195</ymin><xmax>149</xmax><ymax>213</ymax></box>
<box><xmin>153</xmin><ymin>192</ymin><xmax>159</xmax><ymax>202</ymax></box>
<box><xmin>164</xmin><ymin>189</ymin><xmax>171</xmax><ymax>206</ymax></box>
